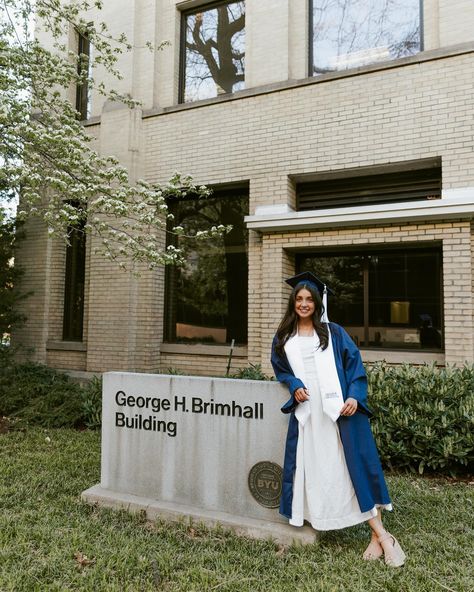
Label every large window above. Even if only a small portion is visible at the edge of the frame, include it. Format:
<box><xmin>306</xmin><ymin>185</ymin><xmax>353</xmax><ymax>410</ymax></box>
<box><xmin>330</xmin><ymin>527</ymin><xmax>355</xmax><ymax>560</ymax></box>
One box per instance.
<box><xmin>180</xmin><ymin>1</ymin><xmax>245</xmax><ymax>103</ymax></box>
<box><xmin>75</xmin><ymin>30</ymin><xmax>91</xmax><ymax>120</ymax></box>
<box><xmin>310</xmin><ymin>0</ymin><xmax>422</xmax><ymax>75</ymax></box>
<box><xmin>297</xmin><ymin>246</ymin><xmax>443</xmax><ymax>350</ymax></box>
<box><xmin>164</xmin><ymin>187</ymin><xmax>248</xmax><ymax>344</ymax></box>
<box><xmin>63</xmin><ymin>221</ymin><xmax>86</xmax><ymax>341</ymax></box>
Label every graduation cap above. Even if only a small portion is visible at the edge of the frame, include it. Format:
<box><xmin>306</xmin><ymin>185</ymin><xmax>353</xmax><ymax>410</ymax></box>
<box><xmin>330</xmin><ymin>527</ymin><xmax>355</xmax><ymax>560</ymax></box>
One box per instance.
<box><xmin>285</xmin><ymin>271</ymin><xmax>333</xmax><ymax>323</ymax></box>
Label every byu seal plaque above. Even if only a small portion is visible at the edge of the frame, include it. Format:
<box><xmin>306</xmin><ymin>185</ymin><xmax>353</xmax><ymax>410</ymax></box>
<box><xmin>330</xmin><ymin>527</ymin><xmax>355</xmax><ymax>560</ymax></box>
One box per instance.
<box><xmin>248</xmin><ymin>461</ymin><xmax>282</xmax><ymax>508</ymax></box>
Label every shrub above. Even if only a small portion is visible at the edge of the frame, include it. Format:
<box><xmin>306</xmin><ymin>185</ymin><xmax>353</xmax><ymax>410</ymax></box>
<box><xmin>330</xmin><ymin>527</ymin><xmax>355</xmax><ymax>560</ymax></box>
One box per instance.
<box><xmin>0</xmin><ymin>361</ymin><xmax>84</xmax><ymax>428</ymax></box>
<box><xmin>231</xmin><ymin>363</ymin><xmax>271</xmax><ymax>381</ymax></box>
<box><xmin>81</xmin><ymin>376</ymin><xmax>102</xmax><ymax>430</ymax></box>
<box><xmin>368</xmin><ymin>362</ymin><xmax>474</xmax><ymax>474</ymax></box>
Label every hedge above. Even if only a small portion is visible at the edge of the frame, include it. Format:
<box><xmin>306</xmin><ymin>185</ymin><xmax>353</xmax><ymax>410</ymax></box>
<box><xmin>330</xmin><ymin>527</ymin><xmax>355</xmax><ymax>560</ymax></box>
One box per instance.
<box><xmin>368</xmin><ymin>362</ymin><xmax>474</xmax><ymax>474</ymax></box>
<box><xmin>1</xmin><ymin>350</ymin><xmax>472</xmax><ymax>474</ymax></box>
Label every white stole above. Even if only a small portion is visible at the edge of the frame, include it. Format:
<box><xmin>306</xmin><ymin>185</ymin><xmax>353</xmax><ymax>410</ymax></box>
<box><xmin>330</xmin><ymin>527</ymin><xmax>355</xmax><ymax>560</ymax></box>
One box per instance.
<box><xmin>284</xmin><ymin>327</ymin><xmax>344</xmax><ymax>424</ymax></box>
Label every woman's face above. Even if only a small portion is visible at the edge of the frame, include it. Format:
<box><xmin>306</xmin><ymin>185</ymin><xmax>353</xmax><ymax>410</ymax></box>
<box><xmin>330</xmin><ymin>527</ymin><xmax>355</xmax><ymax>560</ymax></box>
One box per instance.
<box><xmin>294</xmin><ymin>288</ymin><xmax>315</xmax><ymax>320</ymax></box>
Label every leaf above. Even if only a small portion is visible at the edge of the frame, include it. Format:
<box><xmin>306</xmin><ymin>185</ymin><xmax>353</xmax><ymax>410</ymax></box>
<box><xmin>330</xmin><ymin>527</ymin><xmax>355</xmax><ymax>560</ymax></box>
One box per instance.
<box><xmin>74</xmin><ymin>551</ymin><xmax>95</xmax><ymax>568</ymax></box>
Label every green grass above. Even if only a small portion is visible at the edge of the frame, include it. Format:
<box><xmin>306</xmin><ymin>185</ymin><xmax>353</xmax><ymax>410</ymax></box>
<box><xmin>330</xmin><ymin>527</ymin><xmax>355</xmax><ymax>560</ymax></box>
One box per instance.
<box><xmin>0</xmin><ymin>429</ymin><xmax>472</xmax><ymax>592</ymax></box>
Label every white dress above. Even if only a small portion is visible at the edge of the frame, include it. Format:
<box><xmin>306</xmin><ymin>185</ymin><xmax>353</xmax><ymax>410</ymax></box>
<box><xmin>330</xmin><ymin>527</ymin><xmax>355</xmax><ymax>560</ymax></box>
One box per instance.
<box><xmin>289</xmin><ymin>335</ymin><xmax>380</xmax><ymax>530</ymax></box>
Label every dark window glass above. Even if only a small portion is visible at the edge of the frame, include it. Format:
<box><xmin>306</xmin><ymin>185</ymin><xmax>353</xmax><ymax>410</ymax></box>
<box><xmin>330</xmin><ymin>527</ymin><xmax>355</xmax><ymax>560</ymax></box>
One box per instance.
<box><xmin>298</xmin><ymin>247</ymin><xmax>443</xmax><ymax>350</ymax></box>
<box><xmin>63</xmin><ymin>222</ymin><xmax>86</xmax><ymax>341</ymax></box>
<box><xmin>165</xmin><ymin>189</ymin><xmax>248</xmax><ymax>344</ymax></box>
<box><xmin>181</xmin><ymin>1</ymin><xmax>245</xmax><ymax>103</ymax></box>
<box><xmin>311</xmin><ymin>0</ymin><xmax>421</xmax><ymax>76</ymax></box>
<box><xmin>76</xmin><ymin>31</ymin><xmax>91</xmax><ymax>119</ymax></box>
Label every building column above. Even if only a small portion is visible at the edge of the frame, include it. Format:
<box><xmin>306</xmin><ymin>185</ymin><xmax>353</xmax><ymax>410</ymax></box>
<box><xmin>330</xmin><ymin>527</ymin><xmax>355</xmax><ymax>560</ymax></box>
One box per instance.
<box><xmin>259</xmin><ymin>239</ymin><xmax>295</xmax><ymax>376</ymax></box>
<box><xmin>86</xmin><ymin>101</ymin><xmax>161</xmax><ymax>372</ymax></box>
<box><xmin>443</xmin><ymin>222</ymin><xmax>474</xmax><ymax>364</ymax></box>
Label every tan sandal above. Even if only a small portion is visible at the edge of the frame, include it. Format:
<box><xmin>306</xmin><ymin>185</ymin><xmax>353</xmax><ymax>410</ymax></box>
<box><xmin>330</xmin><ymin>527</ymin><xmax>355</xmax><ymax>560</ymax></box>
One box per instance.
<box><xmin>362</xmin><ymin>539</ymin><xmax>383</xmax><ymax>560</ymax></box>
<box><xmin>378</xmin><ymin>532</ymin><xmax>406</xmax><ymax>567</ymax></box>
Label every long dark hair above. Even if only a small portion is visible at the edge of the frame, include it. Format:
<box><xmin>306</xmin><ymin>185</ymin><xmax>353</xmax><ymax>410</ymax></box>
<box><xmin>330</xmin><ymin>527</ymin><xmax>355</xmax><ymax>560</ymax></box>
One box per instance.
<box><xmin>275</xmin><ymin>283</ymin><xmax>329</xmax><ymax>356</ymax></box>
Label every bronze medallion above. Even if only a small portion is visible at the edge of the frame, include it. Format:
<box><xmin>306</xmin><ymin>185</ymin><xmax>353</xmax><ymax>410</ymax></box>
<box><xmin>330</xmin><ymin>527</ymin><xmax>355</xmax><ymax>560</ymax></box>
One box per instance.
<box><xmin>248</xmin><ymin>461</ymin><xmax>283</xmax><ymax>508</ymax></box>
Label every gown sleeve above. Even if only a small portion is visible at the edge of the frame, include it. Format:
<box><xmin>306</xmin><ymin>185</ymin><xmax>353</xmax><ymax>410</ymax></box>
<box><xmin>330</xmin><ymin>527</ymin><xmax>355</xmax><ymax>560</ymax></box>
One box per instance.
<box><xmin>336</xmin><ymin>325</ymin><xmax>373</xmax><ymax>417</ymax></box>
<box><xmin>271</xmin><ymin>335</ymin><xmax>305</xmax><ymax>414</ymax></box>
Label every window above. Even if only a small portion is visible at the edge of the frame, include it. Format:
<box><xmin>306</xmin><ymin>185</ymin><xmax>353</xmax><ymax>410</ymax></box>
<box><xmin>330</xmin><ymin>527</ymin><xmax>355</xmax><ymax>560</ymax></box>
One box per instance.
<box><xmin>164</xmin><ymin>186</ymin><xmax>248</xmax><ymax>344</ymax></box>
<box><xmin>76</xmin><ymin>30</ymin><xmax>91</xmax><ymax>119</ymax></box>
<box><xmin>180</xmin><ymin>1</ymin><xmax>245</xmax><ymax>103</ymax></box>
<box><xmin>310</xmin><ymin>0</ymin><xmax>422</xmax><ymax>76</ymax></box>
<box><xmin>63</xmin><ymin>218</ymin><xmax>86</xmax><ymax>341</ymax></box>
<box><xmin>297</xmin><ymin>246</ymin><xmax>443</xmax><ymax>350</ymax></box>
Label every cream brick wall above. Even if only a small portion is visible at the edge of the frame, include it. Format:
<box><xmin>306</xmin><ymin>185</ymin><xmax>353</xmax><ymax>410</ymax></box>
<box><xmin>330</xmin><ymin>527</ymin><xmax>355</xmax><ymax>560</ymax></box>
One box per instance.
<box><xmin>159</xmin><ymin>352</ymin><xmax>248</xmax><ymax>377</ymax></box>
<box><xmin>13</xmin><ymin>217</ymin><xmax>51</xmax><ymax>363</ymax></box>
<box><xmin>144</xmin><ymin>52</ymin><xmax>474</xmax><ymax>201</ymax></box>
<box><xmin>46</xmin><ymin>350</ymin><xmax>87</xmax><ymax>370</ymax></box>
<box><xmin>19</xmin><ymin>3</ymin><xmax>474</xmax><ymax>375</ymax></box>
<box><xmin>438</xmin><ymin>0</ymin><xmax>474</xmax><ymax>47</ymax></box>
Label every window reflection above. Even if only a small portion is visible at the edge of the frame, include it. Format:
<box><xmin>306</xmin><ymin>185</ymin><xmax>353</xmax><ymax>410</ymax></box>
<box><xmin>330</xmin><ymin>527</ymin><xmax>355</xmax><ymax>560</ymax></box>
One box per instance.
<box><xmin>165</xmin><ymin>191</ymin><xmax>248</xmax><ymax>344</ymax></box>
<box><xmin>298</xmin><ymin>248</ymin><xmax>443</xmax><ymax>350</ymax></box>
<box><xmin>311</xmin><ymin>0</ymin><xmax>421</xmax><ymax>75</ymax></box>
<box><xmin>182</xmin><ymin>1</ymin><xmax>245</xmax><ymax>103</ymax></box>
<box><xmin>63</xmin><ymin>215</ymin><xmax>86</xmax><ymax>341</ymax></box>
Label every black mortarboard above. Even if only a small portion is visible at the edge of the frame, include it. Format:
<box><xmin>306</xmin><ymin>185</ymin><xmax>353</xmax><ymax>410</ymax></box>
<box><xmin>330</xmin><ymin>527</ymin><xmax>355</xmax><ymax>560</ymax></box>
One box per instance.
<box><xmin>285</xmin><ymin>271</ymin><xmax>334</xmax><ymax>322</ymax></box>
<box><xmin>285</xmin><ymin>271</ymin><xmax>334</xmax><ymax>296</ymax></box>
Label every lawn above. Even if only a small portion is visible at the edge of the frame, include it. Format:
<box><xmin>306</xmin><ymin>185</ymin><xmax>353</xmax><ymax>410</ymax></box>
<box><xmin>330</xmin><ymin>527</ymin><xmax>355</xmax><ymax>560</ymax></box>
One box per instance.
<box><xmin>0</xmin><ymin>428</ymin><xmax>472</xmax><ymax>592</ymax></box>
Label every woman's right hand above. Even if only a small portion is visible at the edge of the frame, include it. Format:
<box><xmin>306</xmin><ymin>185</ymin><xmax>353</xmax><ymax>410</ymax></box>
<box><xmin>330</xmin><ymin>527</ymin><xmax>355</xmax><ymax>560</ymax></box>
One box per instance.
<box><xmin>294</xmin><ymin>387</ymin><xmax>309</xmax><ymax>403</ymax></box>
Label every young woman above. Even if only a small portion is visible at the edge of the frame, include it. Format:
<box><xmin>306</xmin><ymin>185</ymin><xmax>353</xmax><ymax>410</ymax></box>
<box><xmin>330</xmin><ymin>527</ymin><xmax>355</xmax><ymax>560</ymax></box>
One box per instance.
<box><xmin>271</xmin><ymin>272</ymin><xmax>405</xmax><ymax>567</ymax></box>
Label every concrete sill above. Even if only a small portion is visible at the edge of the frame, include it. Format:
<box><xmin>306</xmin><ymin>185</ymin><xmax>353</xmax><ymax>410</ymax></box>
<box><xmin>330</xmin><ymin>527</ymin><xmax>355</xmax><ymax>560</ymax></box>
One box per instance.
<box><xmin>160</xmin><ymin>343</ymin><xmax>247</xmax><ymax>358</ymax></box>
<box><xmin>46</xmin><ymin>340</ymin><xmax>87</xmax><ymax>352</ymax></box>
<box><xmin>360</xmin><ymin>349</ymin><xmax>445</xmax><ymax>365</ymax></box>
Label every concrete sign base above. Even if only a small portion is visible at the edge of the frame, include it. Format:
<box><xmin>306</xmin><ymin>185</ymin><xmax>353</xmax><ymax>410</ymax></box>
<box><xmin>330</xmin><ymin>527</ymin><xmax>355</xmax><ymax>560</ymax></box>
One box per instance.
<box><xmin>81</xmin><ymin>485</ymin><xmax>317</xmax><ymax>545</ymax></box>
<box><xmin>81</xmin><ymin>372</ymin><xmax>318</xmax><ymax>545</ymax></box>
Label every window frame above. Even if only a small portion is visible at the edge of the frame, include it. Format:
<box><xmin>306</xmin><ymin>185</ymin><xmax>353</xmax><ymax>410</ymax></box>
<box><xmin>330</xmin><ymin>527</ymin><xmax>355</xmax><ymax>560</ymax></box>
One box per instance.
<box><xmin>178</xmin><ymin>0</ymin><xmax>246</xmax><ymax>104</ymax></box>
<box><xmin>75</xmin><ymin>29</ymin><xmax>91</xmax><ymax>120</ymax></box>
<box><xmin>163</xmin><ymin>183</ymin><xmax>249</xmax><ymax>345</ymax></box>
<box><xmin>308</xmin><ymin>0</ymin><xmax>425</xmax><ymax>78</ymax></box>
<box><xmin>62</xmin><ymin>222</ymin><xmax>87</xmax><ymax>342</ymax></box>
<box><xmin>295</xmin><ymin>242</ymin><xmax>444</xmax><ymax>352</ymax></box>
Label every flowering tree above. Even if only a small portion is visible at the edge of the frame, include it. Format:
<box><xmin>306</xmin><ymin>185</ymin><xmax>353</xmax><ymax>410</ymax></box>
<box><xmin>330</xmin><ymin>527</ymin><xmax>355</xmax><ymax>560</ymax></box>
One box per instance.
<box><xmin>0</xmin><ymin>0</ymin><xmax>229</xmax><ymax>270</ymax></box>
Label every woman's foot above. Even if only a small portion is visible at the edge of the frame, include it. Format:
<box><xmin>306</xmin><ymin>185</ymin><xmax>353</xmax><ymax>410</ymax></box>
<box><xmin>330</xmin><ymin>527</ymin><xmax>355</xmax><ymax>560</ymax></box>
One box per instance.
<box><xmin>362</xmin><ymin>537</ymin><xmax>383</xmax><ymax>560</ymax></box>
<box><xmin>378</xmin><ymin>532</ymin><xmax>406</xmax><ymax>567</ymax></box>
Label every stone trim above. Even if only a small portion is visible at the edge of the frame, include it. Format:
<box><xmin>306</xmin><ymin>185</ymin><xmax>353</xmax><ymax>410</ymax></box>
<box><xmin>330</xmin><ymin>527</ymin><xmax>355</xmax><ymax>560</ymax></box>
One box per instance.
<box><xmin>46</xmin><ymin>340</ymin><xmax>87</xmax><ymax>352</ymax></box>
<box><xmin>160</xmin><ymin>343</ymin><xmax>248</xmax><ymax>357</ymax></box>
<box><xmin>246</xmin><ymin>197</ymin><xmax>474</xmax><ymax>232</ymax></box>
<box><xmin>360</xmin><ymin>350</ymin><xmax>445</xmax><ymax>365</ymax></box>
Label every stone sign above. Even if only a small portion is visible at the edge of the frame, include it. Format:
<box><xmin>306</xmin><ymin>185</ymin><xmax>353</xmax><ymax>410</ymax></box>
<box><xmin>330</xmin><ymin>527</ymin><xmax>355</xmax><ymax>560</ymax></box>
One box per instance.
<box><xmin>82</xmin><ymin>372</ymin><xmax>316</xmax><ymax>544</ymax></box>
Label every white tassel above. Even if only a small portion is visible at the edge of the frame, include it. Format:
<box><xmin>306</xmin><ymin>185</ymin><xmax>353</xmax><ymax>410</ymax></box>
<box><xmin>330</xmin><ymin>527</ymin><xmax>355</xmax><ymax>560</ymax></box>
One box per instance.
<box><xmin>321</xmin><ymin>284</ymin><xmax>329</xmax><ymax>323</ymax></box>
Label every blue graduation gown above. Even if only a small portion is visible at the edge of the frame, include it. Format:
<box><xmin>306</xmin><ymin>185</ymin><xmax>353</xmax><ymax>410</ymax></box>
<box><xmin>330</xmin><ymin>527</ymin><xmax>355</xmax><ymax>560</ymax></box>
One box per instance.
<box><xmin>271</xmin><ymin>322</ymin><xmax>391</xmax><ymax>520</ymax></box>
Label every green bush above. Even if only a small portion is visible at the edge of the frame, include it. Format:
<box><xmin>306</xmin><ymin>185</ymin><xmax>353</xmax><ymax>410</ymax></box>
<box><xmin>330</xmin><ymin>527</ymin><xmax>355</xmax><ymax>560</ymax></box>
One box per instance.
<box><xmin>80</xmin><ymin>376</ymin><xmax>102</xmax><ymax>430</ymax></box>
<box><xmin>231</xmin><ymin>363</ymin><xmax>271</xmax><ymax>381</ymax></box>
<box><xmin>0</xmin><ymin>360</ymin><xmax>84</xmax><ymax>428</ymax></box>
<box><xmin>368</xmin><ymin>362</ymin><xmax>474</xmax><ymax>474</ymax></box>
<box><xmin>1</xmin><ymin>351</ymin><xmax>472</xmax><ymax>475</ymax></box>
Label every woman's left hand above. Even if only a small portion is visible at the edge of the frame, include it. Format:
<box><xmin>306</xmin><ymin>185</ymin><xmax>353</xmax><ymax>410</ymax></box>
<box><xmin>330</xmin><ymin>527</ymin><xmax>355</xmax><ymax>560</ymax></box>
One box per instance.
<box><xmin>340</xmin><ymin>397</ymin><xmax>358</xmax><ymax>417</ymax></box>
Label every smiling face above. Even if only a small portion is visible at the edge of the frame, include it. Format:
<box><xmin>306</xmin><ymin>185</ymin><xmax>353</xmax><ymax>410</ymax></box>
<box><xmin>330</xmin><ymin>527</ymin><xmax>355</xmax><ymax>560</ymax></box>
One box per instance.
<box><xmin>294</xmin><ymin>287</ymin><xmax>316</xmax><ymax>320</ymax></box>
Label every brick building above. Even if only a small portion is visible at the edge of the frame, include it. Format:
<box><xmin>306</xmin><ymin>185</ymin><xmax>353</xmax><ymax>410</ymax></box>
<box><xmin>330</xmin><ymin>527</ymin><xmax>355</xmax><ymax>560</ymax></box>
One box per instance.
<box><xmin>15</xmin><ymin>0</ymin><xmax>474</xmax><ymax>376</ymax></box>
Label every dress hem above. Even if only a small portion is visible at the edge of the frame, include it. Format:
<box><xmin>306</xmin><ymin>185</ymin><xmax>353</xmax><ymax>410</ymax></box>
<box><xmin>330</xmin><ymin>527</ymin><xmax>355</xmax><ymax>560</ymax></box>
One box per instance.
<box><xmin>289</xmin><ymin>503</ymin><xmax>393</xmax><ymax>531</ymax></box>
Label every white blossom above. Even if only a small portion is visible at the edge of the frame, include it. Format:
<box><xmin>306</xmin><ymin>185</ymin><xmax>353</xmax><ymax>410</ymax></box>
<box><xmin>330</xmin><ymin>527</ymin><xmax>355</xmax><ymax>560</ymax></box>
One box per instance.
<box><xmin>1</xmin><ymin>0</ymin><xmax>230</xmax><ymax>272</ymax></box>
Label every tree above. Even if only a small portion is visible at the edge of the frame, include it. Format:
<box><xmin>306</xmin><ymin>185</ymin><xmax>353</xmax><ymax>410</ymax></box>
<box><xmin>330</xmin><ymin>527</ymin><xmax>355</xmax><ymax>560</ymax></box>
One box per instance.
<box><xmin>0</xmin><ymin>212</ymin><xmax>26</xmax><ymax>340</ymax></box>
<box><xmin>0</xmin><ymin>0</ymin><xmax>229</xmax><ymax>270</ymax></box>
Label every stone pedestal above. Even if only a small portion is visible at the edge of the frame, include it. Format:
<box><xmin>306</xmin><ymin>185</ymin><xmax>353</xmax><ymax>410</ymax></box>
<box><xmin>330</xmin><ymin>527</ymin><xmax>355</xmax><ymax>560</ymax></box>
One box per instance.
<box><xmin>82</xmin><ymin>372</ymin><xmax>317</xmax><ymax>545</ymax></box>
